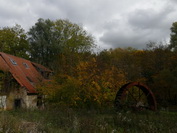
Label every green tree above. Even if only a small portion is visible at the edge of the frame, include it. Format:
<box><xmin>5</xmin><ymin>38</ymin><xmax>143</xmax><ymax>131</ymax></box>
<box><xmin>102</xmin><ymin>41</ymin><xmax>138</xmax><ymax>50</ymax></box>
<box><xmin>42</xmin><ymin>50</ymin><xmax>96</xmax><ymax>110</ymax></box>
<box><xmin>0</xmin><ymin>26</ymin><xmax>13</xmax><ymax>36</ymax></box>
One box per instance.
<box><xmin>153</xmin><ymin>69</ymin><xmax>177</xmax><ymax>106</ymax></box>
<box><xmin>97</xmin><ymin>47</ymin><xmax>143</xmax><ymax>82</ymax></box>
<box><xmin>0</xmin><ymin>24</ymin><xmax>29</xmax><ymax>58</ymax></box>
<box><xmin>28</xmin><ymin>18</ymin><xmax>95</xmax><ymax>69</ymax></box>
<box><xmin>169</xmin><ymin>22</ymin><xmax>177</xmax><ymax>50</ymax></box>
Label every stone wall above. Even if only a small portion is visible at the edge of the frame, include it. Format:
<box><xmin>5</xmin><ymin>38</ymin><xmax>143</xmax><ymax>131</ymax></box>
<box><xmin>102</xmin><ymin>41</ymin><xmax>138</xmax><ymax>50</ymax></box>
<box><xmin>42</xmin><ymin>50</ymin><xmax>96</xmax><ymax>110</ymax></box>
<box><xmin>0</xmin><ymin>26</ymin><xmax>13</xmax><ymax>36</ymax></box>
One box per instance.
<box><xmin>0</xmin><ymin>87</ymin><xmax>38</xmax><ymax>110</ymax></box>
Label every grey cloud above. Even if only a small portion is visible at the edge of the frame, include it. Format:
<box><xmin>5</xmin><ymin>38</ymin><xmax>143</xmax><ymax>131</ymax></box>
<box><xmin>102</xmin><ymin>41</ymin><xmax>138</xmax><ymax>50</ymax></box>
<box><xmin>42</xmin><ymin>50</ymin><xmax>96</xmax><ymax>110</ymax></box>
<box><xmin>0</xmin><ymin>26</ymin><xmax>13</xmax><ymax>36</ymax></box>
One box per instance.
<box><xmin>100</xmin><ymin>29</ymin><xmax>142</xmax><ymax>49</ymax></box>
<box><xmin>170</xmin><ymin>0</ymin><xmax>177</xmax><ymax>4</ymax></box>
<box><xmin>100</xmin><ymin>20</ymin><xmax>171</xmax><ymax>49</ymax></box>
<box><xmin>100</xmin><ymin>27</ymin><xmax>169</xmax><ymax>49</ymax></box>
<box><xmin>0</xmin><ymin>0</ymin><xmax>177</xmax><ymax>50</ymax></box>
<box><xmin>0</xmin><ymin>2</ymin><xmax>27</xmax><ymax>19</ymax></box>
<box><xmin>128</xmin><ymin>6</ymin><xmax>174</xmax><ymax>30</ymax></box>
<box><xmin>0</xmin><ymin>0</ymin><xmax>37</xmax><ymax>29</ymax></box>
<box><xmin>99</xmin><ymin>2</ymin><xmax>176</xmax><ymax>49</ymax></box>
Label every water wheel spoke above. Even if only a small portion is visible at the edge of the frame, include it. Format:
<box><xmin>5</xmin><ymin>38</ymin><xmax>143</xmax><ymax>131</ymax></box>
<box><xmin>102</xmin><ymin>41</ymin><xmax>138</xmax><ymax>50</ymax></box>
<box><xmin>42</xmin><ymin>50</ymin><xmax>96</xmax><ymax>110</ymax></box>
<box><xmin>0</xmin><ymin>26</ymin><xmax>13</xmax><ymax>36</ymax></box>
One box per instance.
<box><xmin>139</xmin><ymin>92</ymin><xmax>144</xmax><ymax>99</ymax></box>
<box><xmin>115</xmin><ymin>82</ymin><xmax>157</xmax><ymax>111</ymax></box>
<box><xmin>146</xmin><ymin>92</ymin><xmax>150</xmax><ymax>97</ymax></box>
<box><xmin>138</xmin><ymin>88</ymin><xmax>144</xmax><ymax>99</ymax></box>
<box><xmin>127</xmin><ymin>89</ymin><xmax>138</xmax><ymax>103</ymax></box>
<box><xmin>138</xmin><ymin>92</ymin><xmax>145</xmax><ymax>103</ymax></box>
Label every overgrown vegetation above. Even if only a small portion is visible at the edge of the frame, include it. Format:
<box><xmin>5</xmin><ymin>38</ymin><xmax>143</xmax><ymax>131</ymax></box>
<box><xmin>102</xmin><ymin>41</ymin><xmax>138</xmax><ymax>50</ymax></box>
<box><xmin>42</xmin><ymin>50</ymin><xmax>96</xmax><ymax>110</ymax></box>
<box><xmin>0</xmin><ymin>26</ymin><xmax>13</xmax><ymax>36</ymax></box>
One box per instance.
<box><xmin>0</xmin><ymin>108</ymin><xmax>176</xmax><ymax>133</ymax></box>
<box><xmin>1</xmin><ymin>18</ymin><xmax>177</xmax><ymax>132</ymax></box>
<box><xmin>1</xmin><ymin>19</ymin><xmax>177</xmax><ymax>108</ymax></box>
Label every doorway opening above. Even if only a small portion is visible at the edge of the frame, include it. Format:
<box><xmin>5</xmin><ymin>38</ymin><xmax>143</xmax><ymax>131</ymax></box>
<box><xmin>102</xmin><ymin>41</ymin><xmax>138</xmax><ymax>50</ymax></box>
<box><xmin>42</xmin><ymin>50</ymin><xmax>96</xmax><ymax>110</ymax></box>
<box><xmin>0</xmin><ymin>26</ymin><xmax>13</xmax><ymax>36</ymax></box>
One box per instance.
<box><xmin>14</xmin><ymin>99</ymin><xmax>21</xmax><ymax>109</ymax></box>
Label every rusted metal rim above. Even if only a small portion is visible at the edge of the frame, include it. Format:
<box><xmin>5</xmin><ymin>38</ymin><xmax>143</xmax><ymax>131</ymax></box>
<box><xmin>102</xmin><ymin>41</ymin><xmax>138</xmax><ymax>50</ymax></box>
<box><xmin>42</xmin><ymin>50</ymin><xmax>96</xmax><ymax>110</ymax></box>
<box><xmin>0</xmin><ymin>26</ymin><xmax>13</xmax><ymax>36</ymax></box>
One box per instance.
<box><xmin>114</xmin><ymin>82</ymin><xmax>157</xmax><ymax>111</ymax></box>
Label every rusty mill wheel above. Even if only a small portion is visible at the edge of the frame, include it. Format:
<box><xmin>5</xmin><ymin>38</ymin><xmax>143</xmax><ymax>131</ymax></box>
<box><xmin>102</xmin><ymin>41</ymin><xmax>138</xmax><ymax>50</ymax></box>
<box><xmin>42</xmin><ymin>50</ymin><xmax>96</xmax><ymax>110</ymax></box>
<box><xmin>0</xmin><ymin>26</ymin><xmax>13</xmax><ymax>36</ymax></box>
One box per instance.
<box><xmin>114</xmin><ymin>82</ymin><xmax>157</xmax><ymax>111</ymax></box>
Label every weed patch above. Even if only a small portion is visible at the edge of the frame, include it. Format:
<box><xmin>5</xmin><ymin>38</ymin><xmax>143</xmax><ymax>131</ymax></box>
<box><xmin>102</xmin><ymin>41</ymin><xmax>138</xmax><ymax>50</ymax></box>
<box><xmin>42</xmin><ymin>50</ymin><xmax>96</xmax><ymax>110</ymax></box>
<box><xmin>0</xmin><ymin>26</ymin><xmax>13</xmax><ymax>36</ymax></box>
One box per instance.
<box><xmin>0</xmin><ymin>108</ymin><xmax>177</xmax><ymax>132</ymax></box>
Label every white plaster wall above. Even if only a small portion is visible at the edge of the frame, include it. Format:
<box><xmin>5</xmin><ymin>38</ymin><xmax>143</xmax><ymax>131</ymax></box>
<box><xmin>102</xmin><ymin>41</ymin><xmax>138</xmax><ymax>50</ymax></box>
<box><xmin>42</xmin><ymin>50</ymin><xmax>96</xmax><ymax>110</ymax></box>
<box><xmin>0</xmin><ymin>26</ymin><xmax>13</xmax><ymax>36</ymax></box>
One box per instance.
<box><xmin>26</xmin><ymin>95</ymin><xmax>37</xmax><ymax>109</ymax></box>
<box><xmin>0</xmin><ymin>96</ymin><xmax>6</xmax><ymax>110</ymax></box>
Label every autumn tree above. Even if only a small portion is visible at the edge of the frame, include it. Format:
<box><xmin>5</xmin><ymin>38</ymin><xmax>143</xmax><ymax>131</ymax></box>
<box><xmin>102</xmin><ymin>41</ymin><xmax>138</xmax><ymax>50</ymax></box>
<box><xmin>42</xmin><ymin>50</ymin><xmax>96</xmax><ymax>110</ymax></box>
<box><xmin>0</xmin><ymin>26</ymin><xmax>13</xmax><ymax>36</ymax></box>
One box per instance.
<box><xmin>0</xmin><ymin>24</ymin><xmax>29</xmax><ymax>58</ymax></box>
<box><xmin>152</xmin><ymin>68</ymin><xmax>177</xmax><ymax>106</ymax></box>
<box><xmin>38</xmin><ymin>58</ymin><xmax>127</xmax><ymax>108</ymax></box>
<box><xmin>97</xmin><ymin>47</ymin><xmax>144</xmax><ymax>82</ymax></box>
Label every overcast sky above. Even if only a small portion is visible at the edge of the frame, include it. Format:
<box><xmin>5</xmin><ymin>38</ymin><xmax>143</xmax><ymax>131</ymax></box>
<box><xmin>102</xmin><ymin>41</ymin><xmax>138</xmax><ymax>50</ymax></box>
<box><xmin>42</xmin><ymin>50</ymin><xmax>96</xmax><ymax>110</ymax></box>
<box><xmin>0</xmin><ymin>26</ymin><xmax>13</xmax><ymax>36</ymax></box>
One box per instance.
<box><xmin>0</xmin><ymin>0</ymin><xmax>177</xmax><ymax>50</ymax></box>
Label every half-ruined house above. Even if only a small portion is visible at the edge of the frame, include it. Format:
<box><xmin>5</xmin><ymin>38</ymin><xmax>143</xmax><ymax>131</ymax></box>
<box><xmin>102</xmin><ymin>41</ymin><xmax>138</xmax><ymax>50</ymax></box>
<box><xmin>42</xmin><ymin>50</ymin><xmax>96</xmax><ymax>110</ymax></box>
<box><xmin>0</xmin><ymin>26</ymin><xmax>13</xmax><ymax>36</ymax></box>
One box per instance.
<box><xmin>0</xmin><ymin>52</ymin><xmax>52</xmax><ymax>110</ymax></box>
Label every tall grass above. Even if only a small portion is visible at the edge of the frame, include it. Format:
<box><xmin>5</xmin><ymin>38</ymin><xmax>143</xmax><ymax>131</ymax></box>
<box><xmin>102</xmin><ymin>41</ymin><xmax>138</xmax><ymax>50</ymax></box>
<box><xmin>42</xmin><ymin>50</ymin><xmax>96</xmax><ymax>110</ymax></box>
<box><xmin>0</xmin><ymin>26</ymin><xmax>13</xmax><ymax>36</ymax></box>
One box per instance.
<box><xmin>0</xmin><ymin>107</ymin><xmax>177</xmax><ymax>133</ymax></box>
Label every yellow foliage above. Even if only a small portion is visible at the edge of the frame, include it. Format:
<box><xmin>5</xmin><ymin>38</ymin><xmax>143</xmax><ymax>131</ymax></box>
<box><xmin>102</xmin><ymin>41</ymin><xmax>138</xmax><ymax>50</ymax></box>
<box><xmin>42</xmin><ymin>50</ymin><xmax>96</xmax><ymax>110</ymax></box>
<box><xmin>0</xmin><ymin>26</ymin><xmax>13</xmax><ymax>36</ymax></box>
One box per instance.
<box><xmin>38</xmin><ymin>57</ymin><xmax>127</xmax><ymax>108</ymax></box>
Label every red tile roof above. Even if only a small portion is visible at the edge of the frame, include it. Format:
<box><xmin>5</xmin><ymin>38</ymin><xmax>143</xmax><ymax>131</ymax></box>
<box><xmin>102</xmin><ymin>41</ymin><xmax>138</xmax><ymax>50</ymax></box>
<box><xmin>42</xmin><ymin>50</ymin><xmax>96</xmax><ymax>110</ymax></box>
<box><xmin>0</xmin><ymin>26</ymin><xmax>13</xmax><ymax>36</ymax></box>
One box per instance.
<box><xmin>0</xmin><ymin>52</ymin><xmax>52</xmax><ymax>94</ymax></box>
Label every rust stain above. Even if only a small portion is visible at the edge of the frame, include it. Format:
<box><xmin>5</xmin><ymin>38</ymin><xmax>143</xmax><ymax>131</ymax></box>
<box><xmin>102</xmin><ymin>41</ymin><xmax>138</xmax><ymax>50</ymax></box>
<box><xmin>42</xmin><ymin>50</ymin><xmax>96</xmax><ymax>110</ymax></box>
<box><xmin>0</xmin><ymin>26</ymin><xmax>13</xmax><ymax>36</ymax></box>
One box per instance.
<box><xmin>0</xmin><ymin>52</ymin><xmax>52</xmax><ymax>94</ymax></box>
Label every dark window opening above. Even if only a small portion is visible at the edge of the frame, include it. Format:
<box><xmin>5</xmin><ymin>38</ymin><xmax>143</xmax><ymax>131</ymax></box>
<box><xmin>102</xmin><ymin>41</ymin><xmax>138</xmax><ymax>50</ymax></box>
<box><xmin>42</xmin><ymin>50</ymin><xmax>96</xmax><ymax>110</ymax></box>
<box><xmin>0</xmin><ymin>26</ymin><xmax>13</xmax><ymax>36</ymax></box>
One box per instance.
<box><xmin>32</xmin><ymin>64</ymin><xmax>52</xmax><ymax>80</ymax></box>
<box><xmin>26</xmin><ymin>76</ymin><xmax>34</xmax><ymax>85</ymax></box>
<box><xmin>26</xmin><ymin>76</ymin><xmax>33</xmax><ymax>82</ymax></box>
<box><xmin>41</xmin><ymin>71</ymin><xmax>50</xmax><ymax>79</ymax></box>
<box><xmin>37</xmin><ymin>96</ymin><xmax>43</xmax><ymax>107</ymax></box>
<box><xmin>14</xmin><ymin>99</ymin><xmax>21</xmax><ymax>109</ymax></box>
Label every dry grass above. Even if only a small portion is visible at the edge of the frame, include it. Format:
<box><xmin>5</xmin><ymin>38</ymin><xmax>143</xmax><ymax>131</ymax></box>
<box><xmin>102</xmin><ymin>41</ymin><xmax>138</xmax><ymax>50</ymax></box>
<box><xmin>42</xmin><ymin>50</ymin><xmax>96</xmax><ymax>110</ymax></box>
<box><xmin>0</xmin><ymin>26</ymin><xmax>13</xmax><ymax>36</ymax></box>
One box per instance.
<box><xmin>0</xmin><ymin>107</ymin><xmax>177</xmax><ymax>133</ymax></box>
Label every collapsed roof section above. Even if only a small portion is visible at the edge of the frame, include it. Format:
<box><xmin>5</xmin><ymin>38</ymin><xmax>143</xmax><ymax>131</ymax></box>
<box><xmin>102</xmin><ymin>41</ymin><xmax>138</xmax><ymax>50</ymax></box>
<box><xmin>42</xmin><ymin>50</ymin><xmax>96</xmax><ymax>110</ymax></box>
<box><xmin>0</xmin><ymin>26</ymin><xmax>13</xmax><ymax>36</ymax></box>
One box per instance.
<box><xmin>0</xmin><ymin>52</ymin><xmax>52</xmax><ymax>94</ymax></box>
